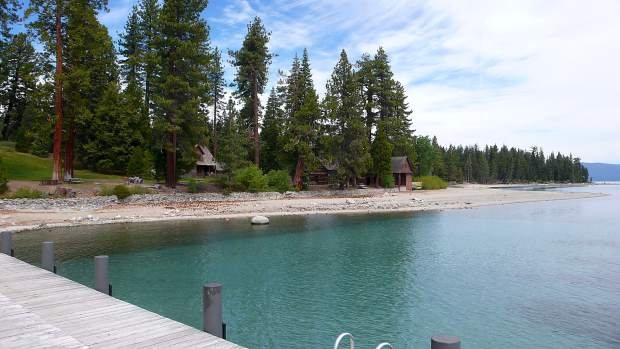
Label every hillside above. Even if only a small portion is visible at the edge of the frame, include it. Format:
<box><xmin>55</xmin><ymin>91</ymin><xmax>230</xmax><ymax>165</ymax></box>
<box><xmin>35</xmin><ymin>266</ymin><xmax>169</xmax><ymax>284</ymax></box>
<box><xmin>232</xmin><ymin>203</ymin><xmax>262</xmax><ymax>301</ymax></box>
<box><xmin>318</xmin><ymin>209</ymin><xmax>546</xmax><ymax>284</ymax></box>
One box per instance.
<box><xmin>583</xmin><ymin>162</ymin><xmax>620</xmax><ymax>181</ymax></box>
<box><xmin>0</xmin><ymin>143</ymin><xmax>122</xmax><ymax>181</ymax></box>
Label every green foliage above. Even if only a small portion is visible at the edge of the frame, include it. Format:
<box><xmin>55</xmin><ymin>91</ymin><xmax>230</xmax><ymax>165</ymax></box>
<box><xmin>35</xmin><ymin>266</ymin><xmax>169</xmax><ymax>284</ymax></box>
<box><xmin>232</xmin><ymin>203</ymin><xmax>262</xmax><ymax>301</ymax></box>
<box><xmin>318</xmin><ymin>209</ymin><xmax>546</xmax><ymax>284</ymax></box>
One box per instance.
<box><xmin>0</xmin><ymin>33</ymin><xmax>44</xmax><ymax>141</ymax></box>
<box><xmin>414</xmin><ymin>176</ymin><xmax>448</xmax><ymax>190</ymax></box>
<box><xmin>266</xmin><ymin>170</ymin><xmax>292</xmax><ymax>192</ymax></box>
<box><xmin>153</xmin><ymin>0</ymin><xmax>211</xmax><ymax>185</ymax></box>
<box><xmin>187</xmin><ymin>179</ymin><xmax>208</xmax><ymax>193</ymax></box>
<box><xmin>233</xmin><ymin>165</ymin><xmax>267</xmax><ymax>192</ymax></box>
<box><xmin>112</xmin><ymin>185</ymin><xmax>131</xmax><ymax>200</ymax></box>
<box><xmin>380</xmin><ymin>174</ymin><xmax>395</xmax><ymax>188</ymax></box>
<box><xmin>260</xmin><ymin>88</ymin><xmax>285</xmax><ymax>172</ymax></box>
<box><xmin>323</xmin><ymin>50</ymin><xmax>371</xmax><ymax>187</ymax></box>
<box><xmin>0</xmin><ymin>156</ymin><xmax>8</xmax><ymax>194</ymax></box>
<box><xmin>229</xmin><ymin>16</ymin><xmax>273</xmax><ymax>164</ymax></box>
<box><xmin>414</xmin><ymin>136</ymin><xmax>434</xmax><ymax>176</ymax></box>
<box><xmin>218</xmin><ymin>98</ymin><xmax>250</xmax><ymax>178</ymax></box>
<box><xmin>99</xmin><ymin>185</ymin><xmax>153</xmax><ymax>197</ymax></box>
<box><xmin>7</xmin><ymin>187</ymin><xmax>45</xmax><ymax>199</ymax></box>
<box><xmin>127</xmin><ymin>147</ymin><xmax>153</xmax><ymax>178</ymax></box>
<box><xmin>371</xmin><ymin>121</ymin><xmax>393</xmax><ymax>187</ymax></box>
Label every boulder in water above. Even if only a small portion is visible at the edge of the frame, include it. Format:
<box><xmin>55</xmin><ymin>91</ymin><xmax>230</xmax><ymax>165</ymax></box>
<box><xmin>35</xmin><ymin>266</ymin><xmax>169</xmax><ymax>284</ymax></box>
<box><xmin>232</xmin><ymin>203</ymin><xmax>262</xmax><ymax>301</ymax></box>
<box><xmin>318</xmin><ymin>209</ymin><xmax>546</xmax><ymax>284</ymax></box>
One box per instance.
<box><xmin>251</xmin><ymin>216</ymin><xmax>270</xmax><ymax>225</ymax></box>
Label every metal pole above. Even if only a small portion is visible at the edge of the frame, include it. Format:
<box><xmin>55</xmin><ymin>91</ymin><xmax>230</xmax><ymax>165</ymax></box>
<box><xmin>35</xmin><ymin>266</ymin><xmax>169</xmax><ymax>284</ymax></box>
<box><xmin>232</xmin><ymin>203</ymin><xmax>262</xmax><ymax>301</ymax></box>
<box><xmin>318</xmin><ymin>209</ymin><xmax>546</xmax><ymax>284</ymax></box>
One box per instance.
<box><xmin>41</xmin><ymin>241</ymin><xmax>55</xmax><ymax>273</ymax></box>
<box><xmin>1</xmin><ymin>231</ymin><xmax>13</xmax><ymax>256</ymax></box>
<box><xmin>94</xmin><ymin>255</ymin><xmax>110</xmax><ymax>295</ymax></box>
<box><xmin>431</xmin><ymin>335</ymin><xmax>460</xmax><ymax>349</ymax></box>
<box><xmin>203</xmin><ymin>282</ymin><xmax>223</xmax><ymax>338</ymax></box>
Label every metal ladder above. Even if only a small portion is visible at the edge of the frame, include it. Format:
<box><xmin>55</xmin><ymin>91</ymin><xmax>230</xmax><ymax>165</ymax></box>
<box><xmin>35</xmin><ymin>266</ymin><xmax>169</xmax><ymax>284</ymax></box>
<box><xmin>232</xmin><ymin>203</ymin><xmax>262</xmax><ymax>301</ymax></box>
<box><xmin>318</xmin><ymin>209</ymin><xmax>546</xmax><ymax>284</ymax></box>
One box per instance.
<box><xmin>334</xmin><ymin>332</ymin><xmax>393</xmax><ymax>349</ymax></box>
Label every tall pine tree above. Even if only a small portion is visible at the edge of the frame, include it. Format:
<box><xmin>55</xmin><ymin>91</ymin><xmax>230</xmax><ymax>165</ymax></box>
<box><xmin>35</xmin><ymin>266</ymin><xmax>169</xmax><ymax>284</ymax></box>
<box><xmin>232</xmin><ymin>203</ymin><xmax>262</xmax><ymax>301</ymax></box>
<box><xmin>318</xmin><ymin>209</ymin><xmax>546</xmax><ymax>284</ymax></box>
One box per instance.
<box><xmin>154</xmin><ymin>0</ymin><xmax>211</xmax><ymax>187</ymax></box>
<box><xmin>229</xmin><ymin>17</ymin><xmax>272</xmax><ymax>166</ymax></box>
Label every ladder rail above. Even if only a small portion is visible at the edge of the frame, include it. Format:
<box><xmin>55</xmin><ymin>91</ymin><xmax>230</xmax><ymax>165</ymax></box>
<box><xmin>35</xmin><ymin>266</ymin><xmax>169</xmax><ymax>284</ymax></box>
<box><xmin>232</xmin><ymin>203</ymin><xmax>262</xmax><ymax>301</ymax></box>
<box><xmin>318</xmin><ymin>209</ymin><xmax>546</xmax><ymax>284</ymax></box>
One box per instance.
<box><xmin>334</xmin><ymin>332</ymin><xmax>355</xmax><ymax>349</ymax></box>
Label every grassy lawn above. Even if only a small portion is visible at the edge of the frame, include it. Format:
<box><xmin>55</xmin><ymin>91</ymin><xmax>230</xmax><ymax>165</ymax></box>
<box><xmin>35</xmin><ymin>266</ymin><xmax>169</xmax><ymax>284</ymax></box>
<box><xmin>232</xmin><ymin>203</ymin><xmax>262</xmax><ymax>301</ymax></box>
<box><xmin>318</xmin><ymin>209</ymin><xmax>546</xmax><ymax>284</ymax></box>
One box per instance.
<box><xmin>0</xmin><ymin>142</ymin><xmax>123</xmax><ymax>181</ymax></box>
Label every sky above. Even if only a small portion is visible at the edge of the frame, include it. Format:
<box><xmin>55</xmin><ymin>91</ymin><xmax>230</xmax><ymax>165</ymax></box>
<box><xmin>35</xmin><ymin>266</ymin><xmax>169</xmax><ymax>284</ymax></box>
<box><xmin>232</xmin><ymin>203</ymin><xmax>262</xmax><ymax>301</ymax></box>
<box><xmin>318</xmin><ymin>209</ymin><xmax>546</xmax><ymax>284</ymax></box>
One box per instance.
<box><xmin>88</xmin><ymin>0</ymin><xmax>620</xmax><ymax>163</ymax></box>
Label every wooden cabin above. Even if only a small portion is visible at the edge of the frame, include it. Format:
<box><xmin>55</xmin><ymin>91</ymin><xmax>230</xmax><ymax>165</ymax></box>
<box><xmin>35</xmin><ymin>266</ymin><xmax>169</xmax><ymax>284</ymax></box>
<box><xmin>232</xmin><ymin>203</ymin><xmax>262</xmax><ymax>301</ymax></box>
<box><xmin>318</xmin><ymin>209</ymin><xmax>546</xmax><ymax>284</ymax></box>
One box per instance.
<box><xmin>309</xmin><ymin>162</ymin><xmax>338</xmax><ymax>188</ymax></box>
<box><xmin>193</xmin><ymin>145</ymin><xmax>222</xmax><ymax>177</ymax></box>
<box><xmin>392</xmin><ymin>156</ymin><xmax>414</xmax><ymax>190</ymax></box>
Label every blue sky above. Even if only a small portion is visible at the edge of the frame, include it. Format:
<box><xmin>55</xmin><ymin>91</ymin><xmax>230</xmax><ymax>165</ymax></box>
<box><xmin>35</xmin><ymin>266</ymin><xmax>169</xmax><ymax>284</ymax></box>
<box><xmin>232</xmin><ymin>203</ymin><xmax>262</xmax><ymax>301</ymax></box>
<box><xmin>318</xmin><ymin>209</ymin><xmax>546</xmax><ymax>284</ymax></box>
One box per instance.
<box><xmin>45</xmin><ymin>0</ymin><xmax>620</xmax><ymax>162</ymax></box>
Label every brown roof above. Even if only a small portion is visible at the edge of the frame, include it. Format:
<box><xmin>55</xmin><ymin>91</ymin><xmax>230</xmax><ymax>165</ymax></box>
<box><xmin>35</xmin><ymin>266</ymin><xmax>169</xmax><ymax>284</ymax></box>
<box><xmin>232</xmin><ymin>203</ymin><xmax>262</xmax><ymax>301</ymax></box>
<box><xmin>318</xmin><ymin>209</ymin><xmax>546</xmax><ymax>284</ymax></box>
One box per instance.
<box><xmin>391</xmin><ymin>156</ymin><xmax>413</xmax><ymax>174</ymax></box>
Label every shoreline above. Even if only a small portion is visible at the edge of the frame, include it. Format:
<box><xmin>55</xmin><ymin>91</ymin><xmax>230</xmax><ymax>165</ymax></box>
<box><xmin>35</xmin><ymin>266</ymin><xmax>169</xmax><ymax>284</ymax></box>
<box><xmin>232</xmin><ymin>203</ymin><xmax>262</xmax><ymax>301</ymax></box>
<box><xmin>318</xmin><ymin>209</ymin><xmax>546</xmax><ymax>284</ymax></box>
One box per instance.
<box><xmin>1</xmin><ymin>184</ymin><xmax>606</xmax><ymax>233</ymax></box>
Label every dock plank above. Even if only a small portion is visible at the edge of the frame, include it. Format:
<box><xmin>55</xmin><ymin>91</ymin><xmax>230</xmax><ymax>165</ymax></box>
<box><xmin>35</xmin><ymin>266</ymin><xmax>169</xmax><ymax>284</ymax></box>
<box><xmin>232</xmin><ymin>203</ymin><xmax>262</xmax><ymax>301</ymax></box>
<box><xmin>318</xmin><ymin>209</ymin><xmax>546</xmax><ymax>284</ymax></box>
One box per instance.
<box><xmin>0</xmin><ymin>253</ymin><xmax>245</xmax><ymax>348</ymax></box>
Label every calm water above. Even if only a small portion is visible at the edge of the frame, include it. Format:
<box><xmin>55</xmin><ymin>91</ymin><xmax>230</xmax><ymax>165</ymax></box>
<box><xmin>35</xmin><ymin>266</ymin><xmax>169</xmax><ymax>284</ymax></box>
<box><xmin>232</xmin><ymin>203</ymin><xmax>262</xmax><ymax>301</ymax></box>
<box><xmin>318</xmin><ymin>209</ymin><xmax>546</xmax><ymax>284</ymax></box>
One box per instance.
<box><xmin>13</xmin><ymin>185</ymin><xmax>620</xmax><ymax>348</ymax></box>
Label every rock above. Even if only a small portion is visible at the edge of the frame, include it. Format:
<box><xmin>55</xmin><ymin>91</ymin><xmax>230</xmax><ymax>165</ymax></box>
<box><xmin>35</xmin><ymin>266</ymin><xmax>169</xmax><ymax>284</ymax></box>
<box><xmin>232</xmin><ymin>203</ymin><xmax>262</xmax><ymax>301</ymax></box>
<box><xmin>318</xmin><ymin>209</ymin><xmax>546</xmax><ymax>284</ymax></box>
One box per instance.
<box><xmin>251</xmin><ymin>216</ymin><xmax>269</xmax><ymax>225</ymax></box>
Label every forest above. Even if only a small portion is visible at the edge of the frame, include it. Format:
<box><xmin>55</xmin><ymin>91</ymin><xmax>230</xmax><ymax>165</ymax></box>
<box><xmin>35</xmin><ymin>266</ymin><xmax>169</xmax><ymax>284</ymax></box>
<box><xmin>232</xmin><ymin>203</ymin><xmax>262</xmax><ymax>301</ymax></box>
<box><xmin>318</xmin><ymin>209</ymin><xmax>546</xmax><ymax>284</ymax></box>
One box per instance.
<box><xmin>0</xmin><ymin>0</ymin><xmax>589</xmax><ymax>190</ymax></box>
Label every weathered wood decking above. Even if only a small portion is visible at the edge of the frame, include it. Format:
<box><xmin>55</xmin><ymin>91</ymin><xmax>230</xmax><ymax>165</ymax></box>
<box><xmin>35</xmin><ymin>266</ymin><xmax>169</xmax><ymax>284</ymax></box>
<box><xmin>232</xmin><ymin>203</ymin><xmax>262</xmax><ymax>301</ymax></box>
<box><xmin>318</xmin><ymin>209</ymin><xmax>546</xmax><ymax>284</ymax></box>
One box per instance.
<box><xmin>0</xmin><ymin>253</ymin><xmax>245</xmax><ymax>348</ymax></box>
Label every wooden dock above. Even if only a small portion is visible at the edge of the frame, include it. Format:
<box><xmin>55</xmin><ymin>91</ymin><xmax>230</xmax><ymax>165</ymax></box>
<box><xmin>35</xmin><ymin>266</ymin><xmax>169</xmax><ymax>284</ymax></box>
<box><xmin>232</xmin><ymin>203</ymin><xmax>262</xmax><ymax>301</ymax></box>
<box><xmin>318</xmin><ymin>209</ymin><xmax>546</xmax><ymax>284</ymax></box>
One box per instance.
<box><xmin>0</xmin><ymin>253</ymin><xmax>245</xmax><ymax>348</ymax></box>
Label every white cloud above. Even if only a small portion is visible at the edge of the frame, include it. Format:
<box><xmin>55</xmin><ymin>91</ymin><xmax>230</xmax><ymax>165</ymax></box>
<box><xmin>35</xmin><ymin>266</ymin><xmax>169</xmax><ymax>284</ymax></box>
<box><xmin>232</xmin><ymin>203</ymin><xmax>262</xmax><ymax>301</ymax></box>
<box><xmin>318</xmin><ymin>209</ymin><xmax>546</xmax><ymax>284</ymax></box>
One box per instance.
<box><xmin>205</xmin><ymin>0</ymin><xmax>620</xmax><ymax>162</ymax></box>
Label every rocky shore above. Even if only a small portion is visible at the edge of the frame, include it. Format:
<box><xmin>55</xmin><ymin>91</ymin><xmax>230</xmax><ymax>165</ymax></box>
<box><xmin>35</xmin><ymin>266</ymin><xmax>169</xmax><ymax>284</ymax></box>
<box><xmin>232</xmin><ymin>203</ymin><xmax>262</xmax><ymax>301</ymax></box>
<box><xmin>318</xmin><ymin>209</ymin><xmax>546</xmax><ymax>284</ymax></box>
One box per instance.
<box><xmin>0</xmin><ymin>185</ymin><xmax>604</xmax><ymax>233</ymax></box>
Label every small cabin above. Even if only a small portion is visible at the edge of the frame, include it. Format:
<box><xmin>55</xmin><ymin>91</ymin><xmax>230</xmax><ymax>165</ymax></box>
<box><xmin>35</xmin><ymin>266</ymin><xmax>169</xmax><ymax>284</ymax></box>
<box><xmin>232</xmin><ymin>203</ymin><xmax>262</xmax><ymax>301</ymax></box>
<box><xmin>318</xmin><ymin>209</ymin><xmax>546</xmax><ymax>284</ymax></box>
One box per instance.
<box><xmin>392</xmin><ymin>156</ymin><xmax>414</xmax><ymax>190</ymax></box>
<box><xmin>193</xmin><ymin>145</ymin><xmax>222</xmax><ymax>177</ymax></box>
<box><xmin>309</xmin><ymin>162</ymin><xmax>338</xmax><ymax>188</ymax></box>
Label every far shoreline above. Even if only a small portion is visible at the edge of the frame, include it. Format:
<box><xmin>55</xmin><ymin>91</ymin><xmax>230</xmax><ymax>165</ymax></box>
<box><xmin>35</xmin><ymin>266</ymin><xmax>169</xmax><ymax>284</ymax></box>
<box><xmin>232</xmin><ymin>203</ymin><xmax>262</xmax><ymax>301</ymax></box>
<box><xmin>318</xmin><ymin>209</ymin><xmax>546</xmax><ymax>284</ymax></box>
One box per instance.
<box><xmin>0</xmin><ymin>184</ymin><xmax>606</xmax><ymax>234</ymax></box>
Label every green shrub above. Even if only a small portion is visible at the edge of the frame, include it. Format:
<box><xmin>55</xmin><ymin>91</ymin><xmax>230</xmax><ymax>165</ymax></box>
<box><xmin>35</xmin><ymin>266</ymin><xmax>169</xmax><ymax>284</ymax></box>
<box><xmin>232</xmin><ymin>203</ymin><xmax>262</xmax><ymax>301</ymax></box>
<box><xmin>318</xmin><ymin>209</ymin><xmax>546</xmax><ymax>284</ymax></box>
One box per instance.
<box><xmin>380</xmin><ymin>174</ymin><xmax>395</xmax><ymax>188</ymax></box>
<box><xmin>266</xmin><ymin>170</ymin><xmax>292</xmax><ymax>192</ymax></box>
<box><xmin>8</xmin><ymin>187</ymin><xmax>45</xmax><ymax>199</ymax></box>
<box><xmin>112</xmin><ymin>185</ymin><xmax>131</xmax><ymax>200</ymax></box>
<box><xmin>99</xmin><ymin>184</ymin><xmax>153</xmax><ymax>198</ymax></box>
<box><xmin>414</xmin><ymin>175</ymin><xmax>448</xmax><ymax>190</ymax></box>
<box><xmin>233</xmin><ymin>165</ymin><xmax>267</xmax><ymax>192</ymax></box>
<box><xmin>187</xmin><ymin>179</ymin><xmax>208</xmax><ymax>193</ymax></box>
<box><xmin>0</xmin><ymin>157</ymin><xmax>8</xmax><ymax>194</ymax></box>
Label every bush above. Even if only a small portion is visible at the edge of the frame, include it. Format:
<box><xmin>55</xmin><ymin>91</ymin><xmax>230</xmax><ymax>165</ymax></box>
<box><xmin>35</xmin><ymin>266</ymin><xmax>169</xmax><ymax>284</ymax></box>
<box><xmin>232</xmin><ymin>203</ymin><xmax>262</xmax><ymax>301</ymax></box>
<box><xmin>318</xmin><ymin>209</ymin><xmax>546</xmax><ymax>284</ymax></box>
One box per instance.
<box><xmin>112</xmin><ymin>185</ymin><xmax>131</xmax><ymax>200</ymax></box>
<box><xmin>380</xmin><ymin>174</ymin><xmax>395</xmax><ymax>188</ymax></box>
<box><xmin>187</xmin><ymin>179</ymin><xmax>208</xmax><ymax>193</ymax></box>
<box><xmin>99</xmin><ymin>184</ymin><xmax>153</xmax><ymax>198</ymax></box>
<box><xmin>414</xmin><ymin>175</ymin><xmax>448</xmax><ymax>190</ymax></box>
<box><xmin>266</xmin><ymin>170</ymin><xmax>292</xmax><ymax>192</ymax></box>
<box><xmin>0</xmin><ymin>157</ymin><xmax>7</xmax><ymax>194</ymax></box>
<box><xmin>233</xmin><ymin>165</ymin><xmax>267</xmax><ymax>192</ymax></box>
<box><xmin>7</xmin><ymin>187</ymin><xmax>45</xmax><ymax>199</ymax></box>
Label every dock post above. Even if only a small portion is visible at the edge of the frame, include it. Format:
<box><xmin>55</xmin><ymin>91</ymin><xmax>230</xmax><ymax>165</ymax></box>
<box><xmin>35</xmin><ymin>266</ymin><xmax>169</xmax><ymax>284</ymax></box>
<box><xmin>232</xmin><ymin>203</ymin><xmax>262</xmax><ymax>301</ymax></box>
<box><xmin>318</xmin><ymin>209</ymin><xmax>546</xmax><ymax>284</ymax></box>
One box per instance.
<box><xmin>431</xmin><ymin>335</ymin><xmax>460</xmax><ymax>349</ymax></box>
<box><xmin>203</xmin><ymin>282</ymin><xmax>223</xmax><ymax>338</ymax></box>
<box><xmin>94</xmin><ymin>255</ymin><xmax>111</xmax><ymax>295</ymax></box>
<box><xmin>41</xmin><ymin>241</ymin><xmax>56</xmax><ymax>273</ymax></box>
<box><xmin>1</xmin><ymin>231</ymin><xmax>13</xmax><ymax>256</ymax></box>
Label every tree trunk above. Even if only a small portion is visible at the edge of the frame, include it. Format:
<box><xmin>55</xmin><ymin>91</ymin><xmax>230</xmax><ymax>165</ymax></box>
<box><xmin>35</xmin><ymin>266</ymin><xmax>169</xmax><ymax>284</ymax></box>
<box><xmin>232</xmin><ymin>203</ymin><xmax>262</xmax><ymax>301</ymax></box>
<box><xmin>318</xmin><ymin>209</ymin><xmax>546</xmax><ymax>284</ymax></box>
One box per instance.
<box><xmin>252</xmin><ymin>74</ymin><xmax>259</xmax><ymax>166</ymax></box>
<box><xmin>165</xmin><ymin>131</ymin><xmax>176</xmax><ymax>188</ymax></box>
<box><xmin>51</xmin><ymin>0</ymin><xmax>63</xmax><ymax>183</ymax></box>
<box><xmin>293</xmin><ymin>157</ymin><xmax>304</xmax><ymax>190</ymax></box>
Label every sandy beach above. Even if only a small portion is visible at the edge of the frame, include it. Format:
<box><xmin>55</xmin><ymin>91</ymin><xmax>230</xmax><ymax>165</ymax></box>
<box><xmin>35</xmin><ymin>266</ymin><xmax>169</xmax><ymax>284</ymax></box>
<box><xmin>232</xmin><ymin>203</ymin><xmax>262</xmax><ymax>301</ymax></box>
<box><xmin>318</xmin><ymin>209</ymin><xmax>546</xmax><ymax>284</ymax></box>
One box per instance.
<box><xmin>0</xmin><ymin>184</ymin><xmax>604</xmax><ymax>233</ymax></box>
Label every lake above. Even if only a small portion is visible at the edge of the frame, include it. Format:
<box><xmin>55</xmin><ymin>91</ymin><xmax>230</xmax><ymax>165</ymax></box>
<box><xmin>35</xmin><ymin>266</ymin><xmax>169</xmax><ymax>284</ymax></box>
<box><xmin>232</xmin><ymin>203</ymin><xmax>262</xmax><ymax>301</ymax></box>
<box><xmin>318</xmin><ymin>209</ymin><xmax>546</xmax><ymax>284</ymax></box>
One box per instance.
<box><xmin>12</xmin><ymin>184</ymin><xmax>620</xmax><ymax>348</ymax></box>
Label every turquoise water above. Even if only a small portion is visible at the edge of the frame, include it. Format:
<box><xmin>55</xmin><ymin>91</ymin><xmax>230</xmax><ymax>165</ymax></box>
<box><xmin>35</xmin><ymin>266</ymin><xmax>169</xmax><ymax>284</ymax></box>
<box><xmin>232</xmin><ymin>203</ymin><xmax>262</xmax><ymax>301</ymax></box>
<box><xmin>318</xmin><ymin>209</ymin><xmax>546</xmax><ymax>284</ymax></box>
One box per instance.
<box><xmin>13</xmin><ymin>185</ymin><xmax>620</xmax><ymax>348</ymax></box>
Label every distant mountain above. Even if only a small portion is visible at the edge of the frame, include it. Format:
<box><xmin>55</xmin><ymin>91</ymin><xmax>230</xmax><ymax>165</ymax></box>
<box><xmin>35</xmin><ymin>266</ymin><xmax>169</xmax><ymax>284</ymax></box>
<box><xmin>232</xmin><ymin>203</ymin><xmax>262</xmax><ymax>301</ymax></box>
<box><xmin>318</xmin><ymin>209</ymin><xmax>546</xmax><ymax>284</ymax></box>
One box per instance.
<box><xmin>583</xmin><ymin>163</ymin><xmax>620</xmax><ymax>181</ymax></box>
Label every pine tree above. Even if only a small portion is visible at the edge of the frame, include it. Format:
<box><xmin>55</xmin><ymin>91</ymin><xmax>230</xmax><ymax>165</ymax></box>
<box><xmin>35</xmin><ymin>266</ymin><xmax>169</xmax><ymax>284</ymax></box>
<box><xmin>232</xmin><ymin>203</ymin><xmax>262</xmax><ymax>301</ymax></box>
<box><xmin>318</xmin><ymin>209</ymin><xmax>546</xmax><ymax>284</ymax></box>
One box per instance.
<box><xmin>219</xmin><ymin>98</ymin><xmax>249</xmax><ymax>182</ymax></box>
<box><xmin>207</xmin><ymin>47</ymin><xmax>226</xmax><ymax>158</ymax></box>
<box><xmin>137</xmin><ymin>0</ymin><xmax>159</xmax><ymax>118</ymax></box>
<box><xmin>284</xmin><ymin>49</ymin><xmax>320</xmax><ymax>189</ymax></box>
<box><xmin>153</xmin><ymin>0</ymin><xmax>211</xmax><ymax>187</ymax></box>
<box><xmin>0</xmin><ymin>33</ymin><xmax>43</xmax><ymax>140</ymax></box>
<box><xmin>118</xmin><ymin>5</ymin><xmax>143</xmax><ymax>86</ymax></box>
<box><xmin>323</xmin><ymin>50</ymin><xmax>371</xmax><ymax>188</ymax></box>
<box><xmin>229</xmin><ymin>17</ymin><xmax>272</xmax><ymax>166</ymax></box>
<box><xmin>371</xmin><ymin>120</ymin><xmax>394</xmax><ymax>187</ymax></box>
<box><xmin>260</xmin><ymin>88</ymin><xmax>284</xmax><ymax>172</ymax></box>
<box><xmin>0</xmin><ymin>0</ymin><xmax>19</xmax><ymax>46</ymax></box>
<box><xmin>64</xmin><ymin>0</ymin><xmax>117</xmax><ymax>178</ymax></box>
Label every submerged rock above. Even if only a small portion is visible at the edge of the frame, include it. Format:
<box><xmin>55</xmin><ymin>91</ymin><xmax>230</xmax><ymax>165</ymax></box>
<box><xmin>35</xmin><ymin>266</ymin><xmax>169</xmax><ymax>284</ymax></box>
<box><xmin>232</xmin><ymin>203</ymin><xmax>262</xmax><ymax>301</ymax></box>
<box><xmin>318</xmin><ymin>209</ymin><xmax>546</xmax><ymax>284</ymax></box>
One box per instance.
<box><xmin>251</xmin><ymin>216</ymin><xmax>270</xmax><ymax>225</ymax></box>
